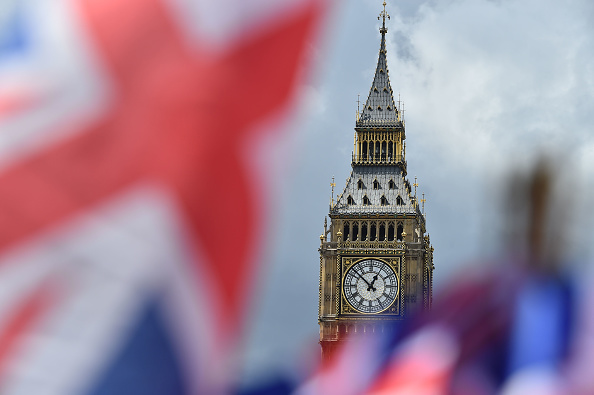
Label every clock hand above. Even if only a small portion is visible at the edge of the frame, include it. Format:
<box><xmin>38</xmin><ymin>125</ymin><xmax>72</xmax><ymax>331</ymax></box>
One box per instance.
<box><xmin>353</xmin><ymin>270</ymin><xmax>373</xmax><ymax>288</ymax></box>
<box><xmin>367</xmin><ymin>274</ymin><xmax>378</xmax><ymax>292</ymax></box>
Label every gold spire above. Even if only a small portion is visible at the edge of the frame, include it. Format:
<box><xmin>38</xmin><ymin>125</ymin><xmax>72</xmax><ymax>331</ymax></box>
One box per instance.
<box><xmin>413</xmin><ymin>176</ymin><xmax>418</xmax><ymax>197</ymax></box>
<box><xmin>378</xmin><ymin>1</ymin><xmax>390</xmax><ymax>34</ymax></box>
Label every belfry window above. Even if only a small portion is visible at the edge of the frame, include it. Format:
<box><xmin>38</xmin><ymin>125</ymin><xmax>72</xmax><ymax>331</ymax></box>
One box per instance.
<box><xmin>363</xmin><ymin>195</ymin><xmax>371</xmax><ymax>205</ymax></box>
<box><xmin>352</xmin><ymin>223</ymin><xmax>359</xmax><ymax>241</ymax></box>
<box><xmin>361</xmin><ymin>223</ymin><xmax>368</xmax><ymax>241</ymax></box>
<box><xmin>397</xmin><ymin>223</ymin><xmax>404</xmax><ymax>241</ymax></box>
<box><xmin>373</xmin><ymin>179</ymin><xmax>380</xmax><ymax>190</ymax></box>
<box><xmin>370</xmin><ymin>223</ymin><xmax>377</xmax><ymax>241</ymax></box>
<box><xmin>381</xmin><ymin>196</ymin><xmax>389</xmax><ymax>206</ymax></box>
<box><xmin>347</xmin><ymin>195</ymin><xmax>355</xmax><ymax>205</ymax></box>
<box><xmin>343</xmin><ymin>223</ymin><xmax>350</xmax><ymax>240</ymax></box>
<box><xmin>388</xmin><ymin>223</ymin><xmax>395</xmax><ymax>241</ymax></box>
<box><xmin>396</xmin><ymin>195</ymin><xmax>404</xmax><ymax>205</ymax></box>
<box><xmin>388</xmin><ymin>179</ymin><xmax>396</xmax><ymax>189</ymax></box>
<box><xmin>379</xmin><ymin>224</ymin><xmax>386</xmax><ymax>241</ymax></box>
<box><xmin>357</xmin><ymin>179</ymin><xmax>364</xmax><ymax>190</ymax></box>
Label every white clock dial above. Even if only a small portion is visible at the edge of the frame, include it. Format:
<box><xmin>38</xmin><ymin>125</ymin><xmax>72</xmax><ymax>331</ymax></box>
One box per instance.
<box><xmin>343</xmin><ymin>259</ymin><xmax>398</xmax><ymax>314</ymax></box>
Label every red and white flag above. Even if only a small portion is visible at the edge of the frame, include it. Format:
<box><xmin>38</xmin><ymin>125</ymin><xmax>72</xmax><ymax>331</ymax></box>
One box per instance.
<box><xmin>0</xmin><ymin>0</ymin><xmax>328</xmax><ymax>393</ymax></box>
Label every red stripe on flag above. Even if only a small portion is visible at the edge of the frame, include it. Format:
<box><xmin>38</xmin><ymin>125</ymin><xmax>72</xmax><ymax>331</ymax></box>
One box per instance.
<box><xmin>0</xmin><ymin>284</ymin><xmax>54</xmax><ymax>380</ymax></box>
<box><xmin>0</xmin><ymin>0</ymin><xmax>325</xmax><ymax>338</ymax></box>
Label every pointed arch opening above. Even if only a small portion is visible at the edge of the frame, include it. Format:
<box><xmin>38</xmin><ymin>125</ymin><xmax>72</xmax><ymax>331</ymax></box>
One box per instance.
<box><xmin>352</xmin><ymin>223</ymin><xmax>359</xmax><ymax>241</ymax></box>
<box><xmin>388</xmin><ymin>223</ymin><xmax>395</xmax><ymax>241</ymax></box>
<box><xmin>389</xmin><ymin>179</ymin><xmax>396</xmax><ymax>189</ymax></box>
<box><xmin>396</xmin><ymin>195</ymin><xmax>404</xmax><ymax>205</ymax></box>
<box><xmin>397</xmin><ymin>223</ymin><xmax>404</xmax><ymax>241</ymax></box>
<box><xmin>363</xmin><ymin>195</ymin><xmax>371</xmax><ymax>206</ymax></box>
<box><xmin>342</xmin><ymin>222</ymin><xmax>350</xmax><ymax>241</ymax></box>
<box><xmin>362</xmin><ymin>141</ymin><xmax>368</xmax><ymax>160</ymax></box>
<box><xmin>357</xmin><ymin>179</ymin><xmax>364</xmax><ymax>190</ymax></box>
<box><xmin>347</xmin><ymin>195</ymin><xmax>355</xmax><ymax>205</ymax></box>
<box><xmin>373</xmin><ymin>179</ymin><xmax>380</xmax><ymax>190</ymax></box>
<box><xmin>379</xmin><ymin>223</ymin><xmax>386</xmax><ymax>241</ymax></box>
<box><xmin>370</xmin><ymin>223</ymin><xmax>377</xmax><ymax>241</ymax></box>
<box><xmin>381</xmin><ymin>195</ymin><xmax>389</xmax><ymax>206</ymax></box>
<box><xmin>361</xmin><ymin>223</ymin><xmax>368</xmax><ymax>241</ymax></box>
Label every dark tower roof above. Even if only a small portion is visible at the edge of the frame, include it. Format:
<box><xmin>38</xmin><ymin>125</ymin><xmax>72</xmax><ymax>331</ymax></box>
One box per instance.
<box><xmin>356</xmin><ymin>4</ymin><xmax>401</xmax><ymax>128</ymax></box>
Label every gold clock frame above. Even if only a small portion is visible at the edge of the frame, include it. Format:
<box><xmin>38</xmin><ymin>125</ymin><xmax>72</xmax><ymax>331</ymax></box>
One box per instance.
<box><xmin>338</xmin><ymin>256</ymin><xmax>404</xmax><ymax>317</ymax></box>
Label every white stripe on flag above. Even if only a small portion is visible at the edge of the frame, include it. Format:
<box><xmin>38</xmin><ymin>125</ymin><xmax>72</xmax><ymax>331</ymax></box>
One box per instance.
<box><xmin>0</xmin><ymin>185</ymin><xmax>219</xmax><ymax>395</ymax></box>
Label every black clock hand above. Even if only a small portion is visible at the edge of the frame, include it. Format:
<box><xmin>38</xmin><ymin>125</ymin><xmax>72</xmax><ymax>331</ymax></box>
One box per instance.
<box><xmin>367</xmin><ymin>274</ymin><xmax>378</xmax><ymax>291</ymax></box>
<box><xmin>353</xmin><ymin>270</ymin><xmax>373</xmax><ymax>288</ymax></box>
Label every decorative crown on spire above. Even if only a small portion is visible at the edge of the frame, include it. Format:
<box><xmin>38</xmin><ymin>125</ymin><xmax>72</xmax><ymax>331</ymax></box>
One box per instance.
<box><xmin>378</xmin><ymin>1</ymin><xmax>390</xmax><ymax>34</ymax></box>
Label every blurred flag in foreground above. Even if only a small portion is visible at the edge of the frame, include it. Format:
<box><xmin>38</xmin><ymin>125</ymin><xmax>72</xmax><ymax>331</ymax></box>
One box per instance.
<box><xmin>0</xmin><ymin>0</ymin><xmax>327</xmax><ymax>393</ymax></box>
<box><xmin>288</xmin><ymin>159</ymin><xmax>594</xmax><ymax>395</ymax></box>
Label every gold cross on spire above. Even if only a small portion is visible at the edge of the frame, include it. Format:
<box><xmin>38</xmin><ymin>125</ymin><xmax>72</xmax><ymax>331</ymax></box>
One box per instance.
<box><xmin>413</xmin><ymin>176</ymin><xmax>418</xmax><ymax>197</ymax></box>
<box><xmin>378</xmin><ymin>1</ymin><xmax>390</xmax><ymax>33</ymax></box>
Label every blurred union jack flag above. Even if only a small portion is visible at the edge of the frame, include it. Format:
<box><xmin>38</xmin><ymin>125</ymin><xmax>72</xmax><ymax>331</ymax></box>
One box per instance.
<box><xmin>0</xmin><ymin>0</ymin><xmax>327</xmax><ymax>393</ymax></box>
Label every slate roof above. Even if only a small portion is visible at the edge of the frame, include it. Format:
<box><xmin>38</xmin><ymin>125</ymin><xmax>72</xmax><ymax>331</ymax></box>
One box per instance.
<box><xmin>356</xmin><ymin>23</ymin><xmax>401</xmax><ymax>128</ymax></box>
<box><xmin>331</xmin><ymin>166</ymin><xmax>419</xmax><ymax>216</ymax></box>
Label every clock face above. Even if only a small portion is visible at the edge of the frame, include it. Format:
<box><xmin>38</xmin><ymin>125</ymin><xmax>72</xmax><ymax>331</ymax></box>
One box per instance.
<box><xmin>343</xmin><ymin>259</ymin><xmax>398</xmax><ymax>314</ymax></box>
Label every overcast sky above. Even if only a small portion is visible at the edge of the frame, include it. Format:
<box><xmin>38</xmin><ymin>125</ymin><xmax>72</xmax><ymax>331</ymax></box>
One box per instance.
<box><xmin>238</xmin><ymin>0</ymin><xmax>594</xmax><ymax>385</ymax></box>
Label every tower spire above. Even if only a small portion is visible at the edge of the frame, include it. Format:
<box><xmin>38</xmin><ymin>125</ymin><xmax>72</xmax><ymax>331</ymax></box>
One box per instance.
<box><xmin>357</xmin><ymin>1</ymin><xmax>399</xmax><ymax>127</ymax></box>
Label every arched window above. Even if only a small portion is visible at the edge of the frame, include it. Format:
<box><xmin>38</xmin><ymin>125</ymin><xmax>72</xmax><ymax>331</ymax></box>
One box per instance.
<box><xmin>381</xmin><ymin>196</ymin><xmax>389</xmax><ymax>206</ymax></box>
<box><xmin>347</xmin><ymin>195</ymin><xmax>355</xmax><ymax>205</ymax></box>
<box><xmin>343</xmin><ymin>223</ymin><xmax>350</xmax><ymax>240</ymax></box>
<box><xmin>396</xmin><ymin>195</ymin><xmax>404</xmax><ymax>205</ymax></box>
<box><xmin>379</xmin><ymin>223</ymin><xmax>386</xmax><ymax>241</ymax></box>
<box><xmin>397</xmin><ymin>223</ymin><xmax>404</xmax><ymax>241</ymax></box>
<box><xmin>363</xmin><ymin>195</ymin><xmax>371</xmax><ymax>205</ymax></box>
<box><xmin>357</xmin><ymin>179</ymin><xmax>364</xmax><ymax>190</ymax></box>
<box><xmin>361</xmin><ymin>223</ymin><xmax>368</xmax><ymax>241</ymax></box>
<box><xmin>370</xmin><ymin>223</ymin><xmax>377</xmax><ymax>241</ymax></box>
<box><xmin>388</xmin><ymin>223</ymin><xmax>395</xmax><ymax>241</ymax></box>
<box><xmin>352</xmin><ymin>223</ymin><xmax>359</xmax><ymax>241</ymax></box>
<box><xmin>388</xmin><ymin>179</ymin><xmax>396</xmax><ymax>189</ymax></box>
<box><xmin>388</xmin><ymin>143</ymin><xmax>393</xmax><ymax>160</ymax></box>
<box><xmin>381</xmin><ymin>141</ymin><xmax>386</xmax><ymax>160</ymax></box>
<box><xmin>362</xmin><ymin>141</ymin><xmax>368</xmax><ymax>160</ymax></box>
<box><xmin>373</xmin><ymin>179</ymin><xmax>380</xmax><ymax>190</ymax></box>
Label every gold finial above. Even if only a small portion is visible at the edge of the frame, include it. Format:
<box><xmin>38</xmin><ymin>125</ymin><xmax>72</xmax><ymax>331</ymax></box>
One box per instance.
<box><xmin>421</xmin><ymin>193</ymin><xmax>426</xmax><ymax>215</ymax></box>
<box><xmin>378</xmin><ymin>1</ymin><xmax>390</xmax><ymax>34</ymax></box>
<box><xmin>413</xmin><ymin>176</ymin><xmax>418</xmax><ymax>197</ymax></box>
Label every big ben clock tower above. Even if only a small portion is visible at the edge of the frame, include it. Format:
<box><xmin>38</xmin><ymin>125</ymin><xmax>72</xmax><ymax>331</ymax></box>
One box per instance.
<box><xmin>318</xmin><ymin>2</ymin><xmax>434</xmax><ymax>360</ymax></box>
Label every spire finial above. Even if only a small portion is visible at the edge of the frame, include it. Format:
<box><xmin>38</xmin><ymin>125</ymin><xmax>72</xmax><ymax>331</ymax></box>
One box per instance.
<box><xmin>378</xmin><ymin>1</ymin><xmax>390</xmax><ymax>34</ymax></box>
<box><xmin>413</xmin><ymin>176</ymin><xmax>418</xmax><ymax>197</ymax></box>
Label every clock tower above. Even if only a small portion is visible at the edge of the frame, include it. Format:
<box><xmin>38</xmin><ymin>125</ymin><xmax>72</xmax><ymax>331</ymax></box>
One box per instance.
<box><xmin>318</xmin><ymin>2</ymin><xmax>434</xmax><ymax>360</ymax></box>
